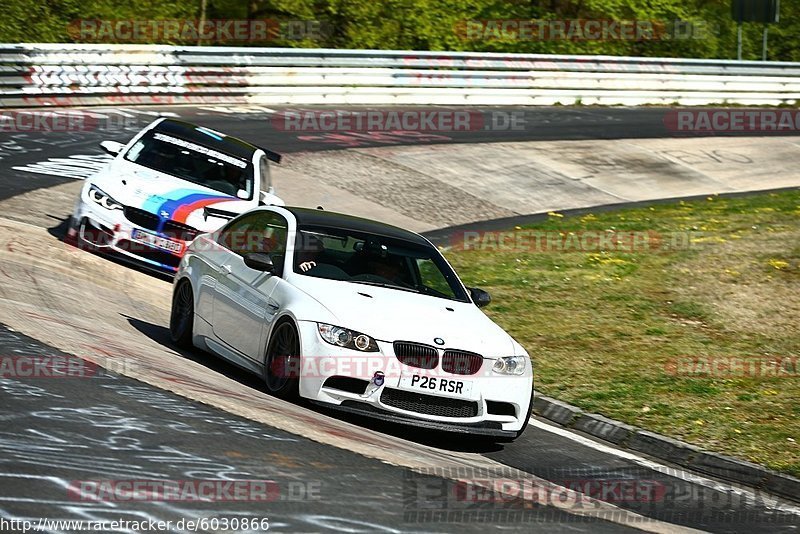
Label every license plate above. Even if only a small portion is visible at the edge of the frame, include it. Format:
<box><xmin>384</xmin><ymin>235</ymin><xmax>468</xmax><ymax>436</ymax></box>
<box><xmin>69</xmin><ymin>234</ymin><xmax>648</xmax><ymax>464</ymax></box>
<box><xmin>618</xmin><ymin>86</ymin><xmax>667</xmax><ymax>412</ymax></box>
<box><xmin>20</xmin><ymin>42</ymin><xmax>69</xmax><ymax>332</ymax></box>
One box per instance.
<box><xmin>131</xmin><ymin>228</ymin><xmax>183</xmax><ymax>254</ymax></box>
<box><xmin>399</xmin><ymin>374</ymin><xmax>472</xmax><ymax>399</ymax></box>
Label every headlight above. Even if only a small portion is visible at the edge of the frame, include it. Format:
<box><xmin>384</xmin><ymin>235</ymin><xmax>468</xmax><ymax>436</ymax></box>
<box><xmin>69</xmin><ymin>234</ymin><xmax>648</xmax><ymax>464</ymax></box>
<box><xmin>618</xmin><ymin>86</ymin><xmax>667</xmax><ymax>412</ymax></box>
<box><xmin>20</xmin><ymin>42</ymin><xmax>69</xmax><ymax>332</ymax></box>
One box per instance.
<box><xmin>317</xmin><ymin>323</ymin><xmax>379</xmax><ymax>352</ymax></box>
<box><xmin>88</xmin><ymin>184</ymin><xmax>123</xmax><ymax>211</ymax></box>
<box><xmin>492</xmin><ymin>356</ymin><xmax>527</xmax><ymax>375</ymax></box>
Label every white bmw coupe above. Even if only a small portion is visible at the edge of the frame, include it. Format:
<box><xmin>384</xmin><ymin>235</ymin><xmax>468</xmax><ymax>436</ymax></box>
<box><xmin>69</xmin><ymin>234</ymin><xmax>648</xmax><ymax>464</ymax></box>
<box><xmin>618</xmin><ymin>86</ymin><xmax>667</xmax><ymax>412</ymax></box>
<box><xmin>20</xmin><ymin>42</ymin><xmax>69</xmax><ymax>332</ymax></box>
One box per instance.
<box><xmin>68</xmin><ymin>118</ymin><xmax>283</xmax><ymax>274</ymax></box>
<box><xmin>170</xmin><ymin>206</ymin><xmax>534</xmax><ymax>440</ymax></box>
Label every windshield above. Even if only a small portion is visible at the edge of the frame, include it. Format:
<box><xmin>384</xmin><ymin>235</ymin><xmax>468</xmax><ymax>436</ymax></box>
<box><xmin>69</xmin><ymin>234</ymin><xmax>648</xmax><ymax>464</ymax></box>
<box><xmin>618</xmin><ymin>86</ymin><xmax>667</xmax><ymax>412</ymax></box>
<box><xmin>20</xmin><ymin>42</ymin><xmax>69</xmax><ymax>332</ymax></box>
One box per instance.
<box><xmin>293</xmin><ymin>227</ymin><xmax>469</xmax><ymax>302</ymax></box>
<box><xmin>124</xmin><ymin>130</ymin><xmax>254</xmax><ymax>199</ymax></box>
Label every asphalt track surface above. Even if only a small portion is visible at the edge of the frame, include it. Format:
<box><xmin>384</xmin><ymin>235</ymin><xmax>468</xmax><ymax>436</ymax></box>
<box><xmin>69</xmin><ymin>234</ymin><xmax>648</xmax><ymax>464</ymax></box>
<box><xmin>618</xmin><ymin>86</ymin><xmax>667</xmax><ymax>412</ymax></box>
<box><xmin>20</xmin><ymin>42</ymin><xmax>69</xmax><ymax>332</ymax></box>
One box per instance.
<box><xmin>4</xmin><ymin>104</ymin><xmax>798</xmax><ymax>202</ymax></box>
<box><xmin>1</xmin><ymin>105</ymin><xmax>799</xmax><ymax>533</ymax></box>
<box><xmin>0</xmin><ymin>325</ymin><xmax>641</xmax><ymax>533</ymax></box>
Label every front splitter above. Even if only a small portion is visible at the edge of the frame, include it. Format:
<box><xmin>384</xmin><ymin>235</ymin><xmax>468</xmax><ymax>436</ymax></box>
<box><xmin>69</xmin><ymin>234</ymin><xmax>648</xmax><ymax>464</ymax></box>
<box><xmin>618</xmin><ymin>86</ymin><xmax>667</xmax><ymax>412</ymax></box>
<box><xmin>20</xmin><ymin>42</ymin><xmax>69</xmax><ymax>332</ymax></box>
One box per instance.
<box><xmin>311</xmin><ymin>399</ymin><xmax>516</xmax><ymax>438</ymax></box>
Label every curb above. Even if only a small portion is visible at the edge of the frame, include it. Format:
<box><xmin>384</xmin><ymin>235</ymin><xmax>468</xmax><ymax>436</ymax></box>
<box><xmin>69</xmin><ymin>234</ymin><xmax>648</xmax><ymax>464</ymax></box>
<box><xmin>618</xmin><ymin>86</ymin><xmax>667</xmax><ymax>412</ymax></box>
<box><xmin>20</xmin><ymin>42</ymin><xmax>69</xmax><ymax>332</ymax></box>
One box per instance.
<box><xmin>532</xmin><ymin>393</ymin><xmax>800</xmax><ymax>503</ymax></box>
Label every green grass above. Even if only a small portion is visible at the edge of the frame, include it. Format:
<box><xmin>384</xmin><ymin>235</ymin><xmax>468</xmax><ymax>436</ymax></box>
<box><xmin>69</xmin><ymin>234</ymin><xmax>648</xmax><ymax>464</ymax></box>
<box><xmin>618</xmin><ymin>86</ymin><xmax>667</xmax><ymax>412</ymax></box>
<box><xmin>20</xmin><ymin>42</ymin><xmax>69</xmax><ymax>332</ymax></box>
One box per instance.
<box><xmin>445</xmin><ymin>190</ymin><xmax>800</xmax><ymax>477</ymax></box>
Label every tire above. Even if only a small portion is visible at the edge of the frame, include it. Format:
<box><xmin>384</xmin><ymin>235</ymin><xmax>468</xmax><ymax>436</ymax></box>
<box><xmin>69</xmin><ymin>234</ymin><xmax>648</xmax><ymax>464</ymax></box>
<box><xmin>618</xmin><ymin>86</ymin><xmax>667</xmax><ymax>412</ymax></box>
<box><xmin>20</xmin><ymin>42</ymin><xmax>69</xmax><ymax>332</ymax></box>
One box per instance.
<box><xmin>169</xmin><ymin>280</ymin><xmax>194</xmax><ymax>349</ymax></box>
<box><xmin>264</xmin><ymin>321</ymin><xmax>300</xmax><ymax>399</ymax></box>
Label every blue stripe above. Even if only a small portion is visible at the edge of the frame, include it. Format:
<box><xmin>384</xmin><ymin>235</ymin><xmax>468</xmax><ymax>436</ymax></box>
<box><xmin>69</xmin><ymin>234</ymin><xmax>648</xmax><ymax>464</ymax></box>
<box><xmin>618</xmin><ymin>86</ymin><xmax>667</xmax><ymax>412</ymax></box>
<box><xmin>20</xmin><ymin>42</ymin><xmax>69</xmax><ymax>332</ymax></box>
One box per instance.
<box><xmin>141</xmin><ymin>189</ymin><xmax>231</xmax><ymax>232</ymax></box>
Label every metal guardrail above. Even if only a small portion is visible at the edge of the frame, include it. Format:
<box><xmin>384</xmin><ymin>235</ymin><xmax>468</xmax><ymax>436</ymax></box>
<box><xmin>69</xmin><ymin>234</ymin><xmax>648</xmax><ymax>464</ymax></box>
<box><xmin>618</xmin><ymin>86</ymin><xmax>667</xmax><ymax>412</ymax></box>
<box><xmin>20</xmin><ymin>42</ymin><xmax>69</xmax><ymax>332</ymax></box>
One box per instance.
<box><xmin>2</xmin><ymin>43</ymin><xmax>800</xmax><ymax>107</ymax></box>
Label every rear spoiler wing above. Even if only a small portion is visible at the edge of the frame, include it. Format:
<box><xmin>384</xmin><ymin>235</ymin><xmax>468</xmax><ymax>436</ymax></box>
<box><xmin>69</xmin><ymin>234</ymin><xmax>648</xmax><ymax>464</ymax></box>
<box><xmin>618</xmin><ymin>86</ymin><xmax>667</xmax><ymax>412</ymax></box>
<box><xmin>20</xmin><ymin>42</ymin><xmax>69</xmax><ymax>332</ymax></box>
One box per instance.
<box><xmin>259</xmin><ymin>147</ymin><xmax>282</xmax><ymax>164</ymax></box>
<box><xmin>203</xmin><ymin>206</ymin><xmax>238</xmax><ymax>221</ymax></box>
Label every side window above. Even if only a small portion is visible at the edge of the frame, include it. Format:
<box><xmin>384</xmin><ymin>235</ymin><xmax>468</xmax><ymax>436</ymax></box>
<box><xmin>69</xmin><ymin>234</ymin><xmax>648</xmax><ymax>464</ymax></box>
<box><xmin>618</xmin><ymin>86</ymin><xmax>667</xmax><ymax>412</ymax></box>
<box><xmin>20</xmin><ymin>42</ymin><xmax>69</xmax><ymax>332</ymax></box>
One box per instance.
<box><xmin>259</xmin><ymin>154</ymin><xmax>272</xmax><ymax>195</ymax></box>
<box><xmin>414</xmin><ymin>258</ymin><xmax>456</xmax><ymax>298</ymax></box>
<box><xmin>217</xmin><ymin>211</ymin><xmax>288</xmax><ymax>258</ymax></box>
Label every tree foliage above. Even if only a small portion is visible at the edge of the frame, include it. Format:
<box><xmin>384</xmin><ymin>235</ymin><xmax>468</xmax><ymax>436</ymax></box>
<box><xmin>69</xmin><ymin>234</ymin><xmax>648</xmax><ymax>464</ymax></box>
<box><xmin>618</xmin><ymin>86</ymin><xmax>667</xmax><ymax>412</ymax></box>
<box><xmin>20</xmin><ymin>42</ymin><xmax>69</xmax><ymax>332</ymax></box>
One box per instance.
<box><xmin>0</xmin><ymin>0</ymin><xmax>796</xmax><ymax>60</ymax></box>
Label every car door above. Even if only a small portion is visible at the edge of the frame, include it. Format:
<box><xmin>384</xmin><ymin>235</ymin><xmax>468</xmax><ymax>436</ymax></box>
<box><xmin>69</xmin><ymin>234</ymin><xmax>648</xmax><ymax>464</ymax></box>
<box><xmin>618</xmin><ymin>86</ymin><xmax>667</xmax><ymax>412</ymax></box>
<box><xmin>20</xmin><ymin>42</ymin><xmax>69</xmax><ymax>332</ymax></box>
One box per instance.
<box><xmin>211</xmin><ymin>211</ymin><xmax>289</xmax><ymax>358</ymax></box>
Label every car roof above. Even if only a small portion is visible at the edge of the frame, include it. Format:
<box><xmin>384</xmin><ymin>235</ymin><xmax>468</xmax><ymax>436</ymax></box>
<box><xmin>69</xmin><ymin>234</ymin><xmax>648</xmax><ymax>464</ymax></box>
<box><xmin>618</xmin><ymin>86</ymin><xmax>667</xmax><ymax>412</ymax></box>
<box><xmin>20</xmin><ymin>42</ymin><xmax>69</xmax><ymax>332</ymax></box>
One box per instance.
<box><xmin>153</xmin><ymin>119</ymin><xmax>281</xmax><ymax>163</ymax></box>
<box><xmin>283</xmin><ymin>207</ymin><xmax>431</xmax><ymax>247</ymax></box>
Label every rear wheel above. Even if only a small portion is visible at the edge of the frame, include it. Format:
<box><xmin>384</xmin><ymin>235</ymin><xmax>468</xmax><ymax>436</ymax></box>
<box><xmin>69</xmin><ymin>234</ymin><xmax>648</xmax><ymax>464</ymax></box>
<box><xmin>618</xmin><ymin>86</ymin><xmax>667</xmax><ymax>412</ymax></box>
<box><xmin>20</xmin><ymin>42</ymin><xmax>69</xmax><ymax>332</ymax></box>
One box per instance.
<box><xmin>169</xmin><ymin>281</ymin><xmax>194</xmax><ymax>349</ymax></box>
<box><xmin>264</xmin><ymin>321</ymin><xmax>300</xmax><ymax>399</ymax></box>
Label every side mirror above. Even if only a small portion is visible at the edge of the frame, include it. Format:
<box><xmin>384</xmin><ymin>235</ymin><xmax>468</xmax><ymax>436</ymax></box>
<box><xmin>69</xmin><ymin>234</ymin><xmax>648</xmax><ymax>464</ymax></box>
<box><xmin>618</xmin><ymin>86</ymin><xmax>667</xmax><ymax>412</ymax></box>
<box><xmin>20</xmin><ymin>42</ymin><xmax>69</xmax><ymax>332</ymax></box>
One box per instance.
<box><xmin>468</xmin><ymin>287</ymin><xmax>491</xmax><ymax>308</ymax></box>
<box><xmin>100</xmin><ymin>140</ymin><xmax>125</xmax><ymax>156</ymax></box>
<box><xmin>243</xmin><ymin>252</ymin><xmax>275</xmax><ymax>273</ymax></box>
<box><xmin>259</xmin><ymin>190</ymin><xmax>285</xmax><ymax>206</ymax></box>
<box><xmin>236</xmin><ymin>189</ymin><xmax>249</xmax><ymax>200</ymax></box>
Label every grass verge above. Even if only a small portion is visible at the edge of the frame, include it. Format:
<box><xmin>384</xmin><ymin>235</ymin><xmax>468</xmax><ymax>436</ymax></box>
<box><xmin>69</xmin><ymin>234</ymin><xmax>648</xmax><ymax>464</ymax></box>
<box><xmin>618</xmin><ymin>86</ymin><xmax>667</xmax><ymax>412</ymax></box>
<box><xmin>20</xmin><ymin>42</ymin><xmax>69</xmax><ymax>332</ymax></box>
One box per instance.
<box><xmin>445</xmin><ymin>189</ymin><xmax>800</xmax><ymax>477</ymax></box>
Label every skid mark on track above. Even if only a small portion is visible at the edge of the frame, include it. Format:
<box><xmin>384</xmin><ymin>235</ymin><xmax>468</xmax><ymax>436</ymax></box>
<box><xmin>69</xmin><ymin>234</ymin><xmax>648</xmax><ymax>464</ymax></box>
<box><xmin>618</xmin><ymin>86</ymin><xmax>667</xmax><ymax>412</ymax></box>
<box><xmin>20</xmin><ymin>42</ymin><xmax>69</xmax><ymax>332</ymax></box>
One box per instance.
<box><xmin>12</xmin><ymin>154</ymin><xmax>114</xmax><ymax>180</ymax></box>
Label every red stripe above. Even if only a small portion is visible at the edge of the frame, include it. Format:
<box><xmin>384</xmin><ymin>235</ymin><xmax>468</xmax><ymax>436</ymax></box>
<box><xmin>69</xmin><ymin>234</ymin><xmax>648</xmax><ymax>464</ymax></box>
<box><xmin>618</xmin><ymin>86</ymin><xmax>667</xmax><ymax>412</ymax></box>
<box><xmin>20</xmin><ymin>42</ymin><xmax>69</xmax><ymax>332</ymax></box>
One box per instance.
<box><xmin>172</xmin><ymin>198</ymin><xmax>230</xmax><ymax>223</ymax></box>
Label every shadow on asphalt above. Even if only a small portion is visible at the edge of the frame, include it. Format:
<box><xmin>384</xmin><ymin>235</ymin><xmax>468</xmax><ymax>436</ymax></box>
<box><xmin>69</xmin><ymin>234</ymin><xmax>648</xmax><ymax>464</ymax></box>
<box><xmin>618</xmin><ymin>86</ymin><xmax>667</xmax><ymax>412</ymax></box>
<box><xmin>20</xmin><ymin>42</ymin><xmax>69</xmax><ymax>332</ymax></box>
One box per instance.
<box><xmin>123</xmin><ymin>314</ymin><xmax>266</xmax><ymax>393</ymax></box>
<box><xmin>124</xmin><ymin>314</ymin><xmax>506</xmax><ymax>454</ymax></box>
<box><xmin>46</xmin><ymin>214</ymin><xmax>70</xmax><ymax>239</ymax></box>
<box><xmin>48</xmin><ymin>217</ymin><xmax>174</xmax><ymax>283</ymax></box>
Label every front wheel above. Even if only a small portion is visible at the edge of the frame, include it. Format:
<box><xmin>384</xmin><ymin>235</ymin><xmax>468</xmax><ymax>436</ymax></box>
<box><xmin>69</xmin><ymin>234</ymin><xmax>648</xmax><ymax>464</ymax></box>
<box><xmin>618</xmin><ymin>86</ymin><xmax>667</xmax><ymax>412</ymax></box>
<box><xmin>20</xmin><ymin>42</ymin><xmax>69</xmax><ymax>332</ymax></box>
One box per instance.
<box><xmin>264</xmin><ymin>322</ymin><xmax>300</xmax><ymax>399</ymax></box>
<box><xmin>170</xmin><ymin>281</ymin><xmax>194</xmax><ymax>349</ymax></box>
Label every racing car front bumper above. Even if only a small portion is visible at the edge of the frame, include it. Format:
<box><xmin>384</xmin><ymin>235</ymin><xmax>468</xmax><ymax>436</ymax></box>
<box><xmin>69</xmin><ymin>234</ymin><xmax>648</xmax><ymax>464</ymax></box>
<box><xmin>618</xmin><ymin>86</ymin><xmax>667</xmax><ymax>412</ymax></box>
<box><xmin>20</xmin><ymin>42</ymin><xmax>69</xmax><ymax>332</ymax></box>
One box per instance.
<box><xmin>295</xmin><ymin>321</ymin><xmax>534</xmax><ymax>436</ymax></box>
<box><xmin>68</xmin><ymin>200</ymin><xmax>188</xmax><ymax>274</ymax></box>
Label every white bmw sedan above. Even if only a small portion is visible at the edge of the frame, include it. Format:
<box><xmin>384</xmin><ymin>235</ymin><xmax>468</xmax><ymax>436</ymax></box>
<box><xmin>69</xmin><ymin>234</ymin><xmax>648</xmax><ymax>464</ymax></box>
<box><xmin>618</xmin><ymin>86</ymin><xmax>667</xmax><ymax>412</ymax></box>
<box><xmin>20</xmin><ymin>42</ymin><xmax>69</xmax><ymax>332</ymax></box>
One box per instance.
<box><xmin>170</xmin><ymin>206</ymin><xmax>534</xmax><ymax>440</ymax></box>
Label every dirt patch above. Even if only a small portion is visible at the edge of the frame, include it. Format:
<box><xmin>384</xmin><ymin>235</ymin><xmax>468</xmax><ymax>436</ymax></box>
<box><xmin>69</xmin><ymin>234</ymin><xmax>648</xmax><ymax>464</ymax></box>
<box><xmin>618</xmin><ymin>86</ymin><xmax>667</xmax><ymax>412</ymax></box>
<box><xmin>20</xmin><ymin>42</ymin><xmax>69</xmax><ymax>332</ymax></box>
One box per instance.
<box><xmin>673</xmin><ymin>228</ymin><xmax>800</xmax><ymax>338</ymax></box>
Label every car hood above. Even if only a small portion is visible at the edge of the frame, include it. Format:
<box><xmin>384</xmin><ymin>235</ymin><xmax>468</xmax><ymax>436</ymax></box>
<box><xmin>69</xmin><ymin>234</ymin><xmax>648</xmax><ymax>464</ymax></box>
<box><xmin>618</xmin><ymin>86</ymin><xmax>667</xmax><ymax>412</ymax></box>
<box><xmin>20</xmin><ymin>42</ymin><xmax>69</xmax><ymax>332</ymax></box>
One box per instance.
<box><xmin>90</xmin><ymin>159</ymin><xmax>251</xmax><ymax>232</ymax></box>
<box><xmin>289</xmin><ymin>275</ymin><xmax>518</xmax><ymax>358</ymax></box>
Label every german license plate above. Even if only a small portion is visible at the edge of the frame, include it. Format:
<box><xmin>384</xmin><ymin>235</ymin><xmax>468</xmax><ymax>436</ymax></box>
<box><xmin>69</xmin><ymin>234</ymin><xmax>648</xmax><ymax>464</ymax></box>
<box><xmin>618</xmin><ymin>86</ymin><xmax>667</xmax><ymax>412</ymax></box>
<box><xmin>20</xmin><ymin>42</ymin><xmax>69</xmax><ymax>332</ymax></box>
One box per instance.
<box><xmin>131</xmin><ymin>228</ymin><xmax>183</xmax><ymax>254</ymax></box>
<box><xmin>399</xmin><ymin>374</ymin><xmax>472</xmax><ymax>399</ymax></box>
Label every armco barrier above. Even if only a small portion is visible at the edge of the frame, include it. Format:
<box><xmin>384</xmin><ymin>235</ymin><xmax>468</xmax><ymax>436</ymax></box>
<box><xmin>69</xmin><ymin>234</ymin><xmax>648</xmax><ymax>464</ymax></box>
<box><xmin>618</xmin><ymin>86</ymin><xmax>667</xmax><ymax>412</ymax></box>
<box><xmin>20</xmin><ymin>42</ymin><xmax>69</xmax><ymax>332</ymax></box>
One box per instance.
<box><xmin>2</xmin><ymin>43</ymin><xmax>800</xmax><ymax>108</ymax></box>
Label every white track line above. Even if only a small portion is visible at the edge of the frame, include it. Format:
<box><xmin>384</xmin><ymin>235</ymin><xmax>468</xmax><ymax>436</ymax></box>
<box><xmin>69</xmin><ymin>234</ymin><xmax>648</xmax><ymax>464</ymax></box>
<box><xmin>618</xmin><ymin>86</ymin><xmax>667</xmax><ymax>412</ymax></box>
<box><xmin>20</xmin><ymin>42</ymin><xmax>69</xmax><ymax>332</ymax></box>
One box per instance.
<box><xmin>530</xmin><ymin>417</ymin><xmax>800</xmax><ymax>516</ymax></box>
